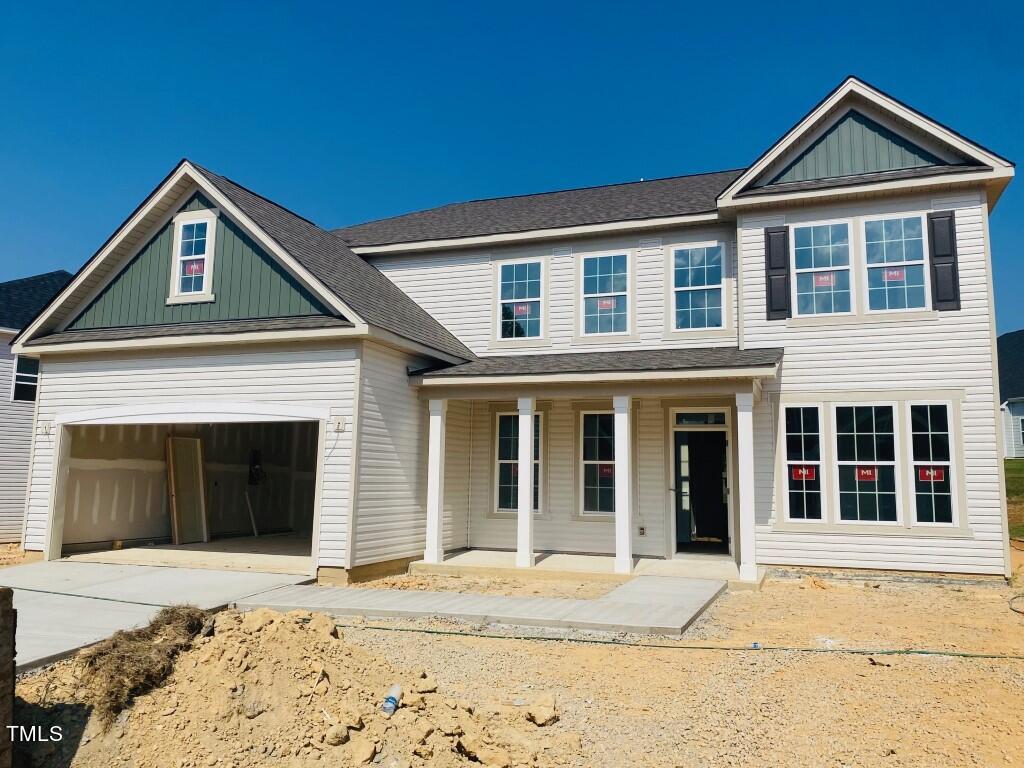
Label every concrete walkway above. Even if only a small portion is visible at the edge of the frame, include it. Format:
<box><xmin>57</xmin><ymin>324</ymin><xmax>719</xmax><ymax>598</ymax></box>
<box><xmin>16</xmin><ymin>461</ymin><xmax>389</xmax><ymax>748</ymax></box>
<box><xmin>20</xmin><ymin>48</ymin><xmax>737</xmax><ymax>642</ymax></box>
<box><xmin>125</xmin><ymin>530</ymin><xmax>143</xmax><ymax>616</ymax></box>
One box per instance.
<box><xmin>0</xmin><ymin>561</ymin><xmax>308</xmax><ymax>671</ymax></box>
<box><xmin>235</xmin><ymin>575</ymin><xmax>727</xmax><ymax>635</ymax></box>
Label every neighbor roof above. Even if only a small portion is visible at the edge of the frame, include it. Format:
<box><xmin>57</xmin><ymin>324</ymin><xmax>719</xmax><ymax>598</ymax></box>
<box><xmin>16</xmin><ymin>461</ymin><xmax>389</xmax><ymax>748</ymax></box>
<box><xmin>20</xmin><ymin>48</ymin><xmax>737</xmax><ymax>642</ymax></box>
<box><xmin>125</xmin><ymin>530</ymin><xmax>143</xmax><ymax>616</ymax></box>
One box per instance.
<box><xmin>420</xmin><ymin>347</ymin><xmax>783</xmax><ymax>379</ymax></box>
<box><xmin>998</xmin><ymin>330</ymin><xmax>1024</xmax><ymax>402</ymax></box>
<box><xmin>188</xmin><ymin>163</ymin><xmax>475</xmax><ymax>361</ymax></box>
<box><xmin>333</xmin><ymin>169</ymin><xmax>744</xmax><ymax>247</ymax></box>
<box><xmin>0</xmin><ymin>270</ymin><xmax>72</xmax><ymax>331</ymax></box>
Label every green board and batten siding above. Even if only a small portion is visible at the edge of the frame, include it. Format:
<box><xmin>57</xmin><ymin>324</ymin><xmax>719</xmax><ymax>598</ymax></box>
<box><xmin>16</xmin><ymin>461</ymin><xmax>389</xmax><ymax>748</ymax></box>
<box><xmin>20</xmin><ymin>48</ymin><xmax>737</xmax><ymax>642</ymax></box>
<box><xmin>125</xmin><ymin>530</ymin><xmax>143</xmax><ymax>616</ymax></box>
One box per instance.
<box><xmin>765</xmin><ymin>110</ymin><xmax>947</xmax><ymax>186</ymax></box>
<box><xmin>69</xmin><ymin>195</ymin><xmax>332</xmax><ymax>329</ymax></box>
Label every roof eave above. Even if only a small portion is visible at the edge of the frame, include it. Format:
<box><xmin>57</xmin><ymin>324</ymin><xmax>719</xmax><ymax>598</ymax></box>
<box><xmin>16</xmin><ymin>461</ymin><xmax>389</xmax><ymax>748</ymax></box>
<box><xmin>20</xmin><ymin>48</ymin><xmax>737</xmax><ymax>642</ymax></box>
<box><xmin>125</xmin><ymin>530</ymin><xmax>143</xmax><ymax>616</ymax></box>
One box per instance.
<box><xmin>416</xmin><ymin>362</ymin><xmax>780</xmax><ymax>387</ymax></box>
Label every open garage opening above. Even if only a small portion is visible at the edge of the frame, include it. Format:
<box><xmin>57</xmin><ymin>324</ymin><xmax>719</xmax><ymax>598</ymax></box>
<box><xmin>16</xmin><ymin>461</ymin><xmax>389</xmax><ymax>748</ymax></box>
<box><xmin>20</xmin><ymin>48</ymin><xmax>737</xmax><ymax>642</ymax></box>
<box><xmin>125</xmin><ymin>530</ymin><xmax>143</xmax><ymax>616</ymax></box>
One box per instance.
<box><xmin>55</xmin><ymin>420</ymin><xmax>319</xmax><ymax>575</ymax></box>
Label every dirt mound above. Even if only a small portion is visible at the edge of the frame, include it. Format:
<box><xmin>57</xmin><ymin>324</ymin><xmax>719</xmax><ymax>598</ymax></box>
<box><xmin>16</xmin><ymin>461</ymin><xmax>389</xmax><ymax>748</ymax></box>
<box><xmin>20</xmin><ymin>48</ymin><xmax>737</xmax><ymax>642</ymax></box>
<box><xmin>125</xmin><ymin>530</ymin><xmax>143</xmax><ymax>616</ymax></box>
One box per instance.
<box><xmin>16</xmin><ymin>608</ymin><xmax>583</xmax><ymax>767</ymax></box>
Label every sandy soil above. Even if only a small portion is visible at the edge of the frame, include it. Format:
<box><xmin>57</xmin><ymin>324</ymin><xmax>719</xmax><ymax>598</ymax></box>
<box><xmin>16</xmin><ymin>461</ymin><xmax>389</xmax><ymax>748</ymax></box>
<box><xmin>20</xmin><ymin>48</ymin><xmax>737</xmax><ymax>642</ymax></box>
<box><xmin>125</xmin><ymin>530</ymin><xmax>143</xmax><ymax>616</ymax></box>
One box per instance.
<box><xmin>14</xmin><ymin>575</ymin><xmax>1024</xmax><ymax>768</ymax></box>
<box><xmin>0</xmin><ymin>543</ymin><xmax>26</xmax><ymax>568</ymax></box>
<box><xmin>361</xmin><ymin>572</ymin><xmax>615</xmax><ymax>600</ymax></box>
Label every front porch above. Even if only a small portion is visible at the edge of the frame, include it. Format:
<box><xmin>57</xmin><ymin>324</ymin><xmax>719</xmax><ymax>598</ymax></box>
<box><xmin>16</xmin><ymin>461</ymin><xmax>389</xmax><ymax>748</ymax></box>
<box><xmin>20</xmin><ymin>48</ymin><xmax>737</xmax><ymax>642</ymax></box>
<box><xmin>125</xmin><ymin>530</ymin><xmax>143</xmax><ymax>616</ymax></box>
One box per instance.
<box><xmin>414</xmin><ymin>349</ymin><xmax>781</xmax><ymax>584</ymax></box>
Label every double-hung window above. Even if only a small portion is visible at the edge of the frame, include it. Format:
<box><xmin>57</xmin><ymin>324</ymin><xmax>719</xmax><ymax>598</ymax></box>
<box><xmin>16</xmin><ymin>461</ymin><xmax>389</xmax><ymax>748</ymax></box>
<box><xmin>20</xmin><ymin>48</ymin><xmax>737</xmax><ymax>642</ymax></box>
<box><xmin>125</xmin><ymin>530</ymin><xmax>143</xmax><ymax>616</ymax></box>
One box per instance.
<box><xmin>499</xmin><ymin>261</ymin><xmax>542</xmax><ymax>338</ymax></box>
<box><xmin>793</xmin><ymin>223</ymin><xmax>851</xmax><ymax>316</ymax></box>
<box><xmin>170</xmin><ymin>212</ymin><xmax>217</xmax><ymax>301</ymax></box>
<box><xmin>784</xmin><ymin>406</ymin><xmax>822</xmax><ymax>520</ymax></box>
<box><xmin>581</xmin><ymin>412</ymin><xmax>615</xmax><ymax>514</ymax></box>
<box><xmin>910</xmin><ymin>404</ymin><xmax>954</xmax><ymax>524</ymax></box>
<box><xmin>581</xmin><ymin>254</ymin><xmax>628</xmax><ymax>334</ymax></box>
<box><xmin>865</xmin><ymin>215</ymin><xmax>927</xmax><ymax>311</ymax></box>
<box><xmin>673</xmin><ymin>245</ymin><xmax>723</xmax><ymax>329</ymax></box>
<box><xmin>835</xmin><ymin>405</ymin><xmax>898</xmax><ymax>522</ymax></box>
<box><xmin>495</xmin><ymin>413</ymin><xmax>541</xmax><ymax>512</ymax></box>
<box><xmin>11</xmin><ymin>356</ymin><xmax>39</xmax><ymax>402</ymax></box>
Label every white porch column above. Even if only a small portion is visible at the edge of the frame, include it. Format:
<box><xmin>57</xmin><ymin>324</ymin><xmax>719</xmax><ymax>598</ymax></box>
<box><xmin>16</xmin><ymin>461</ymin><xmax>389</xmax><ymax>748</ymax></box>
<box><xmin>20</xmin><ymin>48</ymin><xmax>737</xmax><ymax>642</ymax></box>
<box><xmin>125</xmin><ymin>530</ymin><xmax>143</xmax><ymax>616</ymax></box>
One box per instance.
<box><xmin>424</xmin><ymin>399</ymin><xmax>447</xmax><ymax>564</ymax></box>
<box><xmin>613</xmin><ymin>395</ymin><xmax>633</xmax><ymax>575</ymax></box>
<box><xmin>735</xmin><ymin>391</ymin><xmax>757</xmax><ymax>582</ymax></box>
<box><xmin>516</xmin><ymin>397</ymin><xmax>536</xmax><ymax>567</ymax></box>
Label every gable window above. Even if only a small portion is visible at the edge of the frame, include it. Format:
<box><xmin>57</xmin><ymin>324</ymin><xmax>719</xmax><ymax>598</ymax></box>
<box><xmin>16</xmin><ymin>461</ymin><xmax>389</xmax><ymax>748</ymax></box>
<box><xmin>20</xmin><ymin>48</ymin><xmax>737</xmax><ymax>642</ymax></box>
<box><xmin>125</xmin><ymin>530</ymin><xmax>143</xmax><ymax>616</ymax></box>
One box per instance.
<box><xmin>495</xmin><ymin>412</ymin><xmax>541</xmax><ymax>512</ymax></box>
<box><xmin>169</xmin><ymin>211</ymin><xmax>217</xmax><ymax>303</ymax></box>
<box><xmin>11</xmin><ymin>356</ymin><xmax>39</xmax><ymax>402</ymax></box>
<box><xmin>792</xmin><ymin>223</ymin><xmax>851</xmax><ymax>316</ymax></box>
<box><xmin>581</xmin><ymin>412</ymin><xmax>615</xmax><ymax>514</ymax></box>
<box><xmin>784</xmin><ymin>406</ymin><xmax>822</xmax><ymax>520</ymax></box>
<box><xmin>673</xmin><ymin>245</ymin><xmax>723</xmax><ymax>329</ymax></box>
<box><xmin>499</xmin><ymin>261</ymin><xmax>542</xmax><ymax>338</ymax></box>
<box><xmin>910</xmin><ymin>404</ymin><xmax>954</xmax><ymax>524</ymax></box>
<box><xmin>865</xmin><ymin>215</ymin><xmax>927</xmax><ymax>311</ymax></box>
<box><xmin>835</xmin><ymin>405</ymin><xmax>898</xmax><ymax>523</ymax></box>
<box><xmin>582</xmin><ymin>254</ymin><xmax>628</xmax><ymax>334</ymax></box>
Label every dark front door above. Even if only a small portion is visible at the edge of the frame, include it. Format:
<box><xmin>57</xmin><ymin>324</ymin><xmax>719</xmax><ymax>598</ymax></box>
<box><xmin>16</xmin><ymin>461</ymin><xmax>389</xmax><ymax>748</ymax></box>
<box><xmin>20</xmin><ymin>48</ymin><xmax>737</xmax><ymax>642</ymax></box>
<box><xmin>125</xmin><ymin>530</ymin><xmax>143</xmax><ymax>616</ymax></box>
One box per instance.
<box><xmin>674</xmin><ymin>431</ymin><xmax>729</xmax><ymax>550</ymax></box>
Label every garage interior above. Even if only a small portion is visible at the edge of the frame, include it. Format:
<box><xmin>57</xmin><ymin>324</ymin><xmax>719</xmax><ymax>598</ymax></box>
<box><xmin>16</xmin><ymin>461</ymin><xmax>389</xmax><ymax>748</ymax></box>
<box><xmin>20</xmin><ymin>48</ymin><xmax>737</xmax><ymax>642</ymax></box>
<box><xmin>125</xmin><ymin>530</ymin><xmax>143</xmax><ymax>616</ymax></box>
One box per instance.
<box><xmin>57</xmin><ymin>420</ymin><xmax>318</xmax><ymax>575</ymax></box>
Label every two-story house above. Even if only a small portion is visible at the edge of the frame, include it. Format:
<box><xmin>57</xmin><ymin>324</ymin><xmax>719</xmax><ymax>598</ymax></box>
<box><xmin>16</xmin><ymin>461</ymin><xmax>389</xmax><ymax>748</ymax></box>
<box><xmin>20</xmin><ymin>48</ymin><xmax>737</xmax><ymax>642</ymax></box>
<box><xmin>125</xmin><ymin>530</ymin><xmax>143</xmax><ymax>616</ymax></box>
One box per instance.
<box><xmin>10</xmin><ymin>77</ymin><xmax>1014</xmax><ymax>583</ymax></box>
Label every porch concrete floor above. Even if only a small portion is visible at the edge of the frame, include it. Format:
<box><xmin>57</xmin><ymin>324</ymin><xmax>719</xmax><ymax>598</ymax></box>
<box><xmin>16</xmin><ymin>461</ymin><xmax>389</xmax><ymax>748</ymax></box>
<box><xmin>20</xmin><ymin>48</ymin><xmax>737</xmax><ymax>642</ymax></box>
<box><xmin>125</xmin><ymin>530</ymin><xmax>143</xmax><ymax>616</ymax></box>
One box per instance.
<box><xmin>234</xmin><ymin>574</ymin><xmax>727</xmax><ymax>635</ymax></box>
<box><xmin>408</xmin><ymin>549</ymin><xmax>765</xmax><ymax>588</ymax></box>
<box><xmin>63</xmin><ymin>533</ymin><xmax>312</xmax><ymax>576</ymax></box>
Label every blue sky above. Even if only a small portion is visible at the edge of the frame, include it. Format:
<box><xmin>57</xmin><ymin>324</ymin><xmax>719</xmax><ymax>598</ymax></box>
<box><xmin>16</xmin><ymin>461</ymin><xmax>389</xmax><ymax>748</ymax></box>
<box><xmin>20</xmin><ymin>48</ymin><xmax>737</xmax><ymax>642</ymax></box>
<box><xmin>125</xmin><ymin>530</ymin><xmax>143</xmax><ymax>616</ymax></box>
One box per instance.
<box><xmin>1</xmin><ymin>2</ymin><xmax>1021</xmax><ymax>330</ymax></box>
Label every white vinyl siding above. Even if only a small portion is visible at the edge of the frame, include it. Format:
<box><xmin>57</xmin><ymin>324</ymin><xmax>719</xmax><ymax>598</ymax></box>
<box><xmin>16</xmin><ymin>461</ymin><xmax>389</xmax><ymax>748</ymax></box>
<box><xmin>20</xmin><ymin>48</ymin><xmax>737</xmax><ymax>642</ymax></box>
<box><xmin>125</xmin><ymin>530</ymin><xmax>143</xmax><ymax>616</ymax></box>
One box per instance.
<box><xmin>741</xmin><ymin>192</ymin><xmax>1008</xmax><ymax>574</ymax></box>
<box><xmin>1003</xmin><ymin>402</ymin><xmax>1024</xmax><ymax>459</ymax></box>
<box><xmin>0</xmin><ymin>337</ymin><xmax>34</xmax><ymax>543</ymax></box>
<box><xmin>368</xmin><ymin>225</ymin><xmax>738</xmax><ymax>355</ymax></box>
<box><xmin>22</xmin><ymin>345</ymin><xmax>357</xmax><ymax>566</ymax></box>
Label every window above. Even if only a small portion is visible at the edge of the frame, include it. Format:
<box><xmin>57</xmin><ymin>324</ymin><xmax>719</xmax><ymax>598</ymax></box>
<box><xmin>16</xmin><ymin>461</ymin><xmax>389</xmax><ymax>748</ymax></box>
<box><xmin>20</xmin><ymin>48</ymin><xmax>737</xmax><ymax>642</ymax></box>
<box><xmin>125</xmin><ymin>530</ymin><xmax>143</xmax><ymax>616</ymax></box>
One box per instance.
<box><xmin>673</xmin><ymin>245</ymin><xmax>723</xmax><ymax>329</ymax></box>
<box><xmin>170</xmin><ymin>212</ymin><xmax>217</xmax><ymax>301</ymax></box>
<box><xmin>11</xmin><ymin>356</ymin><xmax>39</xmax><ymax>402</ymax></box>
<box><xmin>499</xmin><ymin>261</ymin><xmax>542</xmax><ymax>338</ymax></box>
<box><xmin>910</xmin><ymin>404</ymin><xmax>953</xmax><ymax>524</ymax></box>
<box><xmin>865</xmin><ymin>216</ymin><xmax>927</xmax><ymax>311</ymax></box>
<box><xmin>793</xmin><ymin>223</ymin><xmax>851</xmax><ymax>316</ymax></box>
<box><xmin>581</xmin><ymin>412</ymin><xmax>615</xmax><ymax>514</ymax></box>
<box><xmin>785</xmin><ymin>407</ymin><xmax>822</xmax><ymax>520</ymax></box>
<box><xmin>496</xmin><ymin>413</ymin><xmax>541</xmax><ymax>512</ymax></box>
<box><xmin>582</xmin><ymin>254</ymin><xmax>628</xmax><ymax>334</ymax></box>
<box><xmin>835</xmin><ymin>405</ymin><xmax>898</xmax><ymax>522</ymax></box>
<box><xmin>675</xmin><ymin>412</ymin><xmax>726</xmax><ymax>426</ymax></box>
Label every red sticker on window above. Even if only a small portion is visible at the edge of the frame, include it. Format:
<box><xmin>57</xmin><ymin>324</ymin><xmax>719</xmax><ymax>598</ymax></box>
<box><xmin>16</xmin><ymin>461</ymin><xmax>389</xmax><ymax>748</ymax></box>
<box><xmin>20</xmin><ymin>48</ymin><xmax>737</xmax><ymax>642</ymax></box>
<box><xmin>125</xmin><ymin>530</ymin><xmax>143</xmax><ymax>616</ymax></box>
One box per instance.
<box><xmin>791</xmin><ymin>465</ymin><xmax>816</xmax><ymax>482</ymax></box>
<box><xmin>884</xmin><ymin>268</ymin><xmax>906</xmax><ymax>282</ymax></box>
<box><xmin>510</xmin><ymin>465</ymin><xmax>519</xmax><ymax>477</ymax></box>
<box><xmin>814</xmin><ymin>273</ymin><xmax>836</xmax><ymax>288</ymax></box>
<box><xmin>183</xmin><ymin>259</ymin><xmax>205</xmax><ymax>276</ymax></box>
<box><xmin>597</xmin><ymin>297</ymin><xmax>617</xmax><ymax>310</ymax></box>
<box><xmin>918</xmin><ymin>467</ymin><xmax>945</xmax><ymax>482</ymax></box>
<box><xmin>599</xmin><ymin>464</ymin><xmax>614</xmax><ymax>478</ymax></box>
<box><xmin>856</xmin><ymin>467</ymin><xmax>878</xmax><ymax>482</ymax></box>
<box><xmin>513</xmin><ymin>303</ymin><xmax>532</xmax><ymax>316</ymax></box>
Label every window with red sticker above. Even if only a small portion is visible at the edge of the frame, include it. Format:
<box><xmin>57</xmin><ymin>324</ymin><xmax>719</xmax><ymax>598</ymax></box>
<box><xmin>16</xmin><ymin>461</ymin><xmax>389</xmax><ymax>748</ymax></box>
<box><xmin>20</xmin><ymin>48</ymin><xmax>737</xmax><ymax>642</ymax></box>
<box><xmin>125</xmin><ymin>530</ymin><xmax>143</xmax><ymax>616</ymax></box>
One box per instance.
<box><xmin>910</xmin><ymin>404</ymin><xmax>953</xmax><ymax>524</ymax></box>
<box><xmin>836</xmin><ymin>405</ymin><xmax>897</xmax><ymax>522</ymax></box>
<box><xmin>785</xmin><ymin>406</ymin><xmax>822</xmax><ymax>520</ymax></box>
<box><xmin>581</xmin><ymin>413</ymin><xmax>615</xmax><ymax>514</ymax></box>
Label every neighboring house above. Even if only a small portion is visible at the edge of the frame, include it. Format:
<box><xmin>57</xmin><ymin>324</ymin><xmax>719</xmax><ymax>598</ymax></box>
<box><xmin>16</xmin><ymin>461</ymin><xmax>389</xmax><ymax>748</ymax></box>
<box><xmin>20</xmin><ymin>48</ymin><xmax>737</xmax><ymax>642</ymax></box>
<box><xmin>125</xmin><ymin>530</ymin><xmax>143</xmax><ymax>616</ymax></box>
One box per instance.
<box><xmin>10</xmin><ymin>77</ymin><xmax>1016</xmax><ymax>581</ymax></box>
<box><xmin>0</xmin><ymin>270</ymin><xmax>72</xmax><ymax>543</ymax></box>
<box><xmin>998</xmin><ymin>330</ymin><xmax>1024</xmax><ymax>459</ymax></box>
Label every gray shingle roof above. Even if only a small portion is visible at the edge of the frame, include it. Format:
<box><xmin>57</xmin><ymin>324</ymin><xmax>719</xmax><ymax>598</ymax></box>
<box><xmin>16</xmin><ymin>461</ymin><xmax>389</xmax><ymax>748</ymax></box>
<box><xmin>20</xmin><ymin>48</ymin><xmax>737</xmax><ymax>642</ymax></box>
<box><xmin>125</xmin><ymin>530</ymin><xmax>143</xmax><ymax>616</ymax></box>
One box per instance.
<box><xmin>0</xmin><ymin>270</ymin><xmax>72</xmax><ymax>331</ymax></box>
<box><xmin>332</xmin><ymin>169</ymin><xmax>744</xmax><ymax>247</ymax></box>
<box><xmin>998</xmin><ymin>330</ymin><xmax>1024</xmax><ymax>402</ymax></box>
<box><xmin>190</xmin><ymin>163</ymin><xmax>475</xmax><ymax>362</ymax></box>
<box><xmin>25</xmin><ymin>316</ymin><xmax>354</xmax><ymax>347</ymax></box>
<box><xmin>420</xmin><ymin>347</ymin><xmax>783</xmax><ymax>379</ymax></box>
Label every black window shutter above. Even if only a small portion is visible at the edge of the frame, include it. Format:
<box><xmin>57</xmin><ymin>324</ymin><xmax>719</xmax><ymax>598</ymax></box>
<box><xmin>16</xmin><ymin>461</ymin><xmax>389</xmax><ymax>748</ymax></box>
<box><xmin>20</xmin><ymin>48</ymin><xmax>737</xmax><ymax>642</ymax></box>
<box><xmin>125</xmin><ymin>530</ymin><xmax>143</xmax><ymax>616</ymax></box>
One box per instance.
<box><xmin>927</xmin><ymin>211</ymin><xmax>960</xmax><ymax>311</ymax></box>
<box><xmin>764</xmin><ymin>226</ymin><xmax>791</xmax><ymax>320</ymax></box>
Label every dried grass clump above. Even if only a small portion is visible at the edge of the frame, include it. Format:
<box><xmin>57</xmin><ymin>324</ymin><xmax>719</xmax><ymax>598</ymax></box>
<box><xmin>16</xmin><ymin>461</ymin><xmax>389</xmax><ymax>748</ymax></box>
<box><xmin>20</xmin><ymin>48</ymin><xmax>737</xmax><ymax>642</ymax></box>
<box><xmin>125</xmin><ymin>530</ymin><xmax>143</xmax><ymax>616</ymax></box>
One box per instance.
<box><xmin>78</xmin><ymin>604</ymin><xmax>208</xmax><ymax>727</ymax></box>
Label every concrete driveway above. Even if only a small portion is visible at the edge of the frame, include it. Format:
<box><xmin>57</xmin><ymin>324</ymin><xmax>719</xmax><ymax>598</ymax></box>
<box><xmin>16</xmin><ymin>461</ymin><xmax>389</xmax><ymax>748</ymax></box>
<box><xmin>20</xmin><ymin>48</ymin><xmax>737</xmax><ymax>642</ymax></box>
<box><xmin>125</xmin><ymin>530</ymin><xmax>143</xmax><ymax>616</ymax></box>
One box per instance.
<box><xmin>0</xmin><ymin>560</ymin><xmax>309</xmax><ymax>671</ymax></box>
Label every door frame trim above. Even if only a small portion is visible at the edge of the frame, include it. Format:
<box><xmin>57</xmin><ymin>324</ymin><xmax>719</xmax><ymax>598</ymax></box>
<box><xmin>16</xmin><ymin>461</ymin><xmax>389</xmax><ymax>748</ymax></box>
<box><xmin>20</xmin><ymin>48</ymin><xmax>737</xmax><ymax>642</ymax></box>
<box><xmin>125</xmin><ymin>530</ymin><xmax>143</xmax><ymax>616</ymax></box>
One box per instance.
<box><xmin>666</xmin><ymin>407</ymin><xmax>735</xmax><ymax>558</ymax></box>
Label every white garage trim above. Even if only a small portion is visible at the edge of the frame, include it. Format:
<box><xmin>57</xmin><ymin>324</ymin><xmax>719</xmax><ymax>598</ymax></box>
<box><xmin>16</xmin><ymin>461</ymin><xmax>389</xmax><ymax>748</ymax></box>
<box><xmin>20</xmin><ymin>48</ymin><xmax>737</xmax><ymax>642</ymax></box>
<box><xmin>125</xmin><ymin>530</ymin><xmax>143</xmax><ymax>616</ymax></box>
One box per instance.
<box><xmin>53</xmin><ymin>401</ymin><xmax>330</xmax><ymax>426</ymax></box>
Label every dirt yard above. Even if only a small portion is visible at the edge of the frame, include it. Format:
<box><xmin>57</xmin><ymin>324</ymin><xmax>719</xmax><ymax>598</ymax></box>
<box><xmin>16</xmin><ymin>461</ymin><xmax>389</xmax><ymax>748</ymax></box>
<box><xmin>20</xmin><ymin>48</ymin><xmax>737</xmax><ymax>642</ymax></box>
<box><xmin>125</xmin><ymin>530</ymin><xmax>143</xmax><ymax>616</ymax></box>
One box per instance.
<box><xmin>13</xmin><ymin>572</ymin><xmax>1024</xmax><ymax>768</ymax></box>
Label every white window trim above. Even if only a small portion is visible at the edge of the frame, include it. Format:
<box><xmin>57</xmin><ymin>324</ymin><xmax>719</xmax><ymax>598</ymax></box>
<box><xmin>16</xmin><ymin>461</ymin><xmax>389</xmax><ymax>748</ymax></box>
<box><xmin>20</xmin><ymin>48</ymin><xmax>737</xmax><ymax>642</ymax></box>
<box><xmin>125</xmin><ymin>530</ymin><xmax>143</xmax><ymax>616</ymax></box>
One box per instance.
<box><xmin>789</xmin><ymin>218</ymin><xmax>856</xmax><ymax>318</ymax></box>
<box><xmin>10</xmin><ymin>355</ymin><xmax>38</xmax><ymax>403</ymax></box>
<box><xmin>494</xmin><ymin>257</ymin><xmax>546</xmax><ymax>342</ymax></box>
<box><xmin>579</xmin><ymin>250</ymin><xmax>633</xmax><ymax>337</ymax></box>
<box><xmin>669</xmin><ymin>240</ymin><xmax>727</xmax><ymax>332</ymax></box>
<box><xmin>905</xmin><ymin>400</ymin><xmax>959</xmax><ymax>527</ymax></box>
<box><xmin>862</xmin><ymin>212</ymin><xmax>932</xmax><ymax>316</ymax></box>
<box><xmin>831</xmin><ymin>401</ymin><xmax>903</xmax><ymax>526</ymax></box>
<box><xmin>168</xmin><ymin>209</ymin><xmax>218</xmax><ymax>304</ymax></box>
<box><xmin>579</xmin><ymin>409</ymin><xmax>616</xmax><ymax>516</ymax></box>
<box><xmin>781</xmin><ymin>404</ymin><xmax>826</xmax><ymax>524</ymax></box>
<box><xmin>493</xmin><ymin>411</ymin><xmax>543</xmax><ymax>515</ymax></box>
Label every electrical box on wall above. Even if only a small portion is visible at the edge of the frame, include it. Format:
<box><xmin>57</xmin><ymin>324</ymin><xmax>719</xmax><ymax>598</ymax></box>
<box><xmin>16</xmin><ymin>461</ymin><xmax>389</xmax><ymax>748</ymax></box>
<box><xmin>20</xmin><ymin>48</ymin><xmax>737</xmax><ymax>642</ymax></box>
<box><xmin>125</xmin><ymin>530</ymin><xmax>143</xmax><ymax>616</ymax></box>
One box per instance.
<box><xmin>638</xmin><ymin>526</ymin><xmax>646</xmax><ymax>537</ymax></box>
